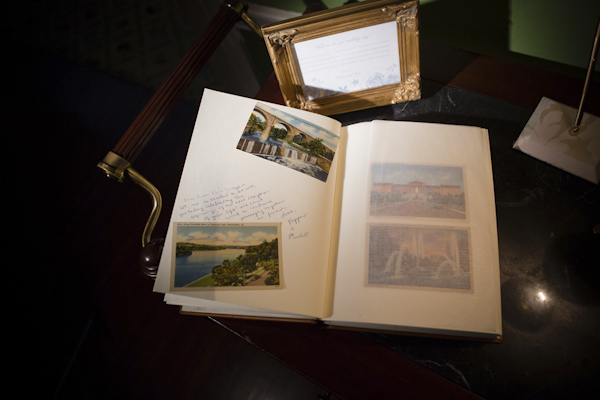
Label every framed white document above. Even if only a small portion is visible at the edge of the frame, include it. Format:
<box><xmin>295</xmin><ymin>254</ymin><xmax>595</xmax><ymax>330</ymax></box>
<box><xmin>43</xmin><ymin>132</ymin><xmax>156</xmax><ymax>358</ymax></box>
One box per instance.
<box><xmin>262</xmin><ymin>0</ymin><xmax>420</xmax><ymax>115</ymax></box>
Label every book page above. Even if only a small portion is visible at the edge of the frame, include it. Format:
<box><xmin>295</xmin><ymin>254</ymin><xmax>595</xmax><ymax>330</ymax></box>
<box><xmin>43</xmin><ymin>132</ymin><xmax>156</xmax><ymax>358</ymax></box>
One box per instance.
<box><xmin>154</xmin><ymin>89</ymin><xmax>342</xmax><ymax>318</ymax></box>
<box><xmin>327</xmin><ymin>120</ymin><xmax>502</xmax><ymax>337</ymax></box>
<box><xmin>166</xmin><ymin>294</ymin><xmax>316</xmax><ymax>321</ymax></box>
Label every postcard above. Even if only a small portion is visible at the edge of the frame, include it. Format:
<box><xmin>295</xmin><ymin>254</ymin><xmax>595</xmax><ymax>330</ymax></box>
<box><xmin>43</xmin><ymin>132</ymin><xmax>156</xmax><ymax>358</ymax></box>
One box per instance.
<box><xmin>171</xmin><ymin>222</ymin><xmax>282</xmax><ymax>290</ymax></box>
<box><xmin>237</xmin><ymin>101</ymin><xmax>340</xmax><ymax>182</ymax></box>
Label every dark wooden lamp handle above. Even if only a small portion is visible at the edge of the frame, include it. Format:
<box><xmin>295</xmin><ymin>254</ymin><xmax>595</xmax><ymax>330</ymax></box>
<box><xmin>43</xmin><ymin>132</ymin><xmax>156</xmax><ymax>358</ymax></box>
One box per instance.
<box><xmin>114</xmin><ymin>1</ymin><xmax>256</xmax><ymax>163</ymax></box>
<box><xmin>98</xmin><ymin>0</ymin><xmax>256</xmax><ymax>177</ymax></box>
<box><xmin>96</xmin><ymin>0</ymin><xmax>260</xmax><ymax>278</ymax></box>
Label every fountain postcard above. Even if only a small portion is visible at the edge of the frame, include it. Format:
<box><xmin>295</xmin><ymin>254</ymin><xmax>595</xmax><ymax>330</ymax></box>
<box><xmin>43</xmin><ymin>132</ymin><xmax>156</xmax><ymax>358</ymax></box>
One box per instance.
<box><xmin>367</xmin><ymin>224</ymin><xmax>472</xmax><ymax>291</ymax></box>
<box><xmin>237</xmin><ymin>102</ymin><xmax>340</xmax><ymax>183</ymax></box>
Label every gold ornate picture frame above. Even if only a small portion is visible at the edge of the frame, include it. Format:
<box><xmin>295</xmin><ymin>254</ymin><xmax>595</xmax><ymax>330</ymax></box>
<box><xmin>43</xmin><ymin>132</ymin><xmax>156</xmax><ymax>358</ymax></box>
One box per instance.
<box><xmin>262</xmin><ymin>0</ymin><xmax>420</xmax><ymax>115</ymax></box>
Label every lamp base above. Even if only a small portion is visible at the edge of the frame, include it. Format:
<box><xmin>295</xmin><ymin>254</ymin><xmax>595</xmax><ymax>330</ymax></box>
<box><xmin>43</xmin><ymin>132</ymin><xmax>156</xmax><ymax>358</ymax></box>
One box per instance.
<box><xmin>513</xmin><ymin>97</ymin><xmax>600</xmax><ymax>184</ymax></box>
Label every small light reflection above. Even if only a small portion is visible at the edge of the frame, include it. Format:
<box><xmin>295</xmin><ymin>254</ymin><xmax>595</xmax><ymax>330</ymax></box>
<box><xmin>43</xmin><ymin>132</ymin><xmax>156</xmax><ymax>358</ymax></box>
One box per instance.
<box><xmin>537</xmin><ymin>291</ymin><xmax>547</xmax><ymax>302</ymax></box>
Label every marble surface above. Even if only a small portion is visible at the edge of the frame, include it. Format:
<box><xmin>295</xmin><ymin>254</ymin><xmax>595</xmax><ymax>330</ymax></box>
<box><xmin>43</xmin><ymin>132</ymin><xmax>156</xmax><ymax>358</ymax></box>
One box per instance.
<box><xmin>333</xmin><ymin>81</ymin><xmax>600</xmax><ymax>399</ymax></box>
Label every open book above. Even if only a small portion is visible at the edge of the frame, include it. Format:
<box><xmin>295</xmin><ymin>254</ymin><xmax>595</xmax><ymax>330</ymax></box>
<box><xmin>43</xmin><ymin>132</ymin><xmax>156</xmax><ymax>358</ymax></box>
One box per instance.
<box><xmin>153</xmin><ymin>89</ymin><xmax>502</xmax><ymax>342</ymax></box>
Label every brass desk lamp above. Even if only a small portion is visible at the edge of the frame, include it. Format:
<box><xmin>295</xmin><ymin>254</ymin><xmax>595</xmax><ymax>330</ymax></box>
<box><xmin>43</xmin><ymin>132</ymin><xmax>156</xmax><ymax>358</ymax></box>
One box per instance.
<box><xmin>96</xmin><ymin>1</ymin><xmax>261</xmax><ymax>278</ymax></box>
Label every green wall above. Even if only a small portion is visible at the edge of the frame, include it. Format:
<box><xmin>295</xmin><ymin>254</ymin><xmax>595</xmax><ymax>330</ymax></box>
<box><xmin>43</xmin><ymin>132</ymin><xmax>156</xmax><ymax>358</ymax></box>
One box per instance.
<box><xmin>250</xmin><ymin>0</ymin><xmax>600</xmax><ymax>79</ymax></box>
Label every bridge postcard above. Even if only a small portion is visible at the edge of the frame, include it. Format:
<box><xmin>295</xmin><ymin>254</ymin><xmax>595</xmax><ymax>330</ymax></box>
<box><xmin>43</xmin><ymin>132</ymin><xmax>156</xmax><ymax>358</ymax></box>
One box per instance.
<box><xmin>237</xmin><ymin>102</ymin><xmax>340</xmax><ymax>183</ymax></box>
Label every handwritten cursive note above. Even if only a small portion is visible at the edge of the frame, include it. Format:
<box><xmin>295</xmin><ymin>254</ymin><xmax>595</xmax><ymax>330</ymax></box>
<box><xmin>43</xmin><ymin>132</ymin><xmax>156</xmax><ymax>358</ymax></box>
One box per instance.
<box><xmin>177</xmin><ymin>184</ymin><xmax>310</xmax><ymax>240</ymax></box>
<box><xmin>293</xmin><ymin>21</ymin><xmax>400</xmax><ymax>100</ymax></box>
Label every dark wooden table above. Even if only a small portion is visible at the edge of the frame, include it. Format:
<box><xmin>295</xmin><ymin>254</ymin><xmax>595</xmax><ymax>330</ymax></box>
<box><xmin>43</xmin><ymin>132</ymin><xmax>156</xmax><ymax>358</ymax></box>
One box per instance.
<box><xmin>14</xmin><ymin>33</ymin><xmax>599</xmax><ymax>399</ymax></box>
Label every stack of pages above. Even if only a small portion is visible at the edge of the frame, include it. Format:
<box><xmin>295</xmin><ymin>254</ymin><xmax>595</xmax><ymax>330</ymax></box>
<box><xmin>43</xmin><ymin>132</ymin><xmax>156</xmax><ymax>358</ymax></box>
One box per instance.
<box><xmin>154</xmin><ymin>89</ymin><xmax>502</xmax><ymax>341</ymax></box>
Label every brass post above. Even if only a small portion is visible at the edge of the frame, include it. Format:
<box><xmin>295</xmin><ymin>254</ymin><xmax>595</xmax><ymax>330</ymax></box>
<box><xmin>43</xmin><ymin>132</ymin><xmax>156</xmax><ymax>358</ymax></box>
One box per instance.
<box><xmin>126</xmin><ymin>168</ymin><xmax>163</xmax><ymax>248</ymax></box>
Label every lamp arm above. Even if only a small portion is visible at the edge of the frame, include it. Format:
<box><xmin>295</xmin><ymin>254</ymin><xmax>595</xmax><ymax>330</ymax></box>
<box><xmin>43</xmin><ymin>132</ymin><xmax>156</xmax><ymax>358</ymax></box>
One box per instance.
<box><xmin>96</xmin><ymin>1</ymin><xmax>260</xmax><ymax>278</ymax></box>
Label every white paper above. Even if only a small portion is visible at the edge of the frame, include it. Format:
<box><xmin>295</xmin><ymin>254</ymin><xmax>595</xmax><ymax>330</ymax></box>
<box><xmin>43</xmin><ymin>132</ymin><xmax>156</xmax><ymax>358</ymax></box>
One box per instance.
<box><xmin>293</xmin><ymin>21</ymin><xmax>401</xmax><ymax>100</ymax></box>
<box><xmin>154</xmin><ymin>89</ymin><xmax>342</xmax><ymax>318</ymax></box>
<box><xmin>513</xmin><ymin>97</ymin><xmax>600</xmax><ymax>184</ymax></box>
<box><xmin>326</xmin><ymin>121</ymin><xmax>502</xmax><ymax>337</ymax></box>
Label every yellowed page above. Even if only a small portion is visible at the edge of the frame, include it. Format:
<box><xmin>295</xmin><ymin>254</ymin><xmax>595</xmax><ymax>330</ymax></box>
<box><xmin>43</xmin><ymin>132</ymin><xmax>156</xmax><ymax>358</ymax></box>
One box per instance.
<box><xmin>322</xmin><ymin>122</ymin><xmax>371</xmax><ymax>318</ymax></box>
<box><xmin>326</xmin><ymin>120</ymin><xmax>502</xmax><ymax>338</ymax></box>
<box><xmin>154</xmin><ymin>89</ymin><xmax>342</xmax><ymax>318</ymax></box>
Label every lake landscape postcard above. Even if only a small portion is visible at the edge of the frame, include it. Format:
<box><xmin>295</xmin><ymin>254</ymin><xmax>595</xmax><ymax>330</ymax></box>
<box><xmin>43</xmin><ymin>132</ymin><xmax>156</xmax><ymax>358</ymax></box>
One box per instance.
<box><xmin>172</xmin><ymin>222</ymin><xmax>282</xmax><ymax>290</ymax></box>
